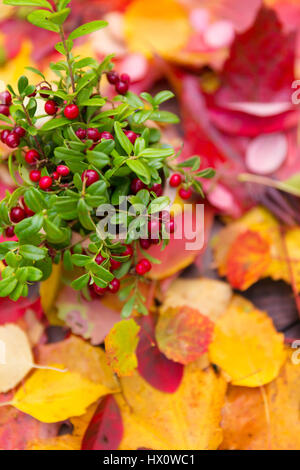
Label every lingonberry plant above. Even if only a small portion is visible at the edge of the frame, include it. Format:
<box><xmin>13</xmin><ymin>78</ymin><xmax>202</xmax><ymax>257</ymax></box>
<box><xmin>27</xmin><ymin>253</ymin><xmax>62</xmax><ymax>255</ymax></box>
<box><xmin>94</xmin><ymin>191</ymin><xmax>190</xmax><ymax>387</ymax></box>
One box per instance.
<box><xmin>0</xmin><ymin>0</ymin><xmax>214</xmax><ymax>317</ymax></box>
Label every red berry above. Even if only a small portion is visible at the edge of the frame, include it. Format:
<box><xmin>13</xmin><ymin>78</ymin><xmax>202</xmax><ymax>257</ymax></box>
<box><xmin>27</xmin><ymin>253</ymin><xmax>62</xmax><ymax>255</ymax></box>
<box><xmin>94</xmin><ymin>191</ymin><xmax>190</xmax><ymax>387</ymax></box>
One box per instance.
<box><xmin>81</xmin><ymin>169</ymin><xmax>99</xmax><ymax>187</ymax></box>
<box><xmin>116</xmin><ymin>80</ymin><xmax>129</xmax><ymax>94</ymax></box>
<box><xmin>10</xmin><ymin>206</ymin><xmax>26</xmax><ymax>223</ymax></box>
<box><xmin>130</xmin><ymin>178</ymin><xmax>145</xmax><ymax>194</ymax></box>
<box><xmin>122</xmin><ymin>244</ymin><xmax>133</xmax><ymax>257</ymax></box>
<box><xmin>0</xmin><ymin>91</ymin><xmax>11</xmax><ymax>105</ymax></box>
<box><xmin>39</xmin><ymin>176</ymin><xmax>53</xmax><ymax>190</ymax></box>
<box><xmin>95</xmin><ymin>254</ymin><xmax>105</xmax><ymax>265</ymax></box>
<box><xmin>165</xmin><ymin>219</ymin><xmax>175</xmax><ymax>233</ymax></box>
<box><xmin>170</xmin><ymin>173</ymin><xmax>182</xmax><ymax>188</ymax></box>
<box><xmin>29</xmin><ymin>169</ymin><xmax>41</xmax><ymax>182</ymax></box>
<box><xmin>53</xmin><ymin>171</ymin><xmax>59</xmax><ymax>180</ymax></box>
<box><xmin>1</xmin><ymin>129</ymin><xmax>9</xmax><ymax>143</ymax></box>
<box><xmin>107</xmin><ymin>71</ymin><xmax>119</xmax><ymax>84</ymax></box>
<box><xmin>64</xmin><ymin>104</ymin><xmax>79</xmax><ymax>120</ymax></box>
<box><xmin>110</xmin><ymin>258</ymin><xmax>121</xmax><ymax>270</ymax></box>
<box><xmin>6</xmin><ymin>131</ymin><xmax>20</xmax><ymax>148</ymax></box>
<box><xmin>39</xmin><ymin>86</ymin><xmax>51</xmax><ymax>98</ymax></box>
<box><xmin>45</xmin><ymin>100</ymin><xmax>57</xmax><ymax>115</ymax></box>
<box><xmin>108</xmin><ymin>278</ymin><xmax>120</xmax><ymax>294</ymax></box>
<box><xmin>93</xmin><ymin>284</ymin><xmax>107</xmax><ymax>296</ymax></box>
<box><xmin>75</xmin><ymin>128</ymin><xmax>86</xmax><ymax>140</ymax></box>
<box><xmin>147</xmin><ymin>218</ymin><xmax>160</xmax><ymax>238</ymax></box>
<box><xmin>100</xmin><ymin>131</ymin><xmax>114</xmax><ymax>140</ymax></box>
<box><xmin>20</xmin><ymin>196</ymin><xmax>34</xmax><ymax>217</ymax></box>
<box><xmin>56</xmin><ymin>165</ymin><xmax>70</xmax><ymax>176</ymax></box>
<box><xmin>87</xmin><ymin>128</ymin><xmax>101</xmax><ymax>141</ymax></box>
<box><xmin>179</xmin><ymin>187</ymin><xmax>192</xmax><ymax>200</ymax></box>
<box><xmin>124</xmin><ymin>130</ymin><xmax>139</xmax><ymax>144</ymax></box>
<box><xmin>5</xmin><ymin>226</ymin><xmax>15</xmax><ymax>238</ymax></box>
<box><xmin>120</xmin><ymin>73</ymin><xmax>130</xmax><ymax>83</ymax></box>
<box><xmin>151</xmin><ymin>238</ymin><xmax>160</xmax><ymax>245</ymax></box>
<box><xmin>0</xmin><ymin>105</ymin><xmax>10</xmax><ymax>117</ymax></box>
<box><xmin>140</xmin><ymin>238</ymin><xmax>151</xmax><ymax>250</ymax></box>
<box><xmin>135</xmin><ymin>258</ymin><xmax>151</xmax><ymax>275</ymax></box>
<box><xmin>14</xmin><ymin>126</ymin><xmax>26</xmax><ymax>137</ymax></box>
<box><xmin>150</xmin><ymin>183</ymin><xmax>163</xmax><ymax>197</ymax></box>
<box><xmin>28</xmin><ymin>88</ymin><xmax>37</xmax><ymax>97</ymax></box>
<box><xmin>25</xmin><ymin>149</ymin><xmax>40</xmax><ymax>165</ymax></box>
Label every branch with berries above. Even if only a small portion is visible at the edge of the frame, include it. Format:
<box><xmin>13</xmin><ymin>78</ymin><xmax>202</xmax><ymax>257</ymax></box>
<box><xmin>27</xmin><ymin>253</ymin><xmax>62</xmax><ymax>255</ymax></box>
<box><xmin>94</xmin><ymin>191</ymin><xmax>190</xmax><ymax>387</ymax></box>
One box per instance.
<box><xmin>0</xmin><ymin>0</ymin><xmax>215</xmax><ymax>317</ymax></box>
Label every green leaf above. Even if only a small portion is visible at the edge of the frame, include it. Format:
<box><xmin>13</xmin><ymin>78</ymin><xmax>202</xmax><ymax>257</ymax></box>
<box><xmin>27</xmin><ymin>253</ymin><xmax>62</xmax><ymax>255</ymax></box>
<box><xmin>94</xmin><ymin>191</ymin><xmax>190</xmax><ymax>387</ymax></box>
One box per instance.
<box><xmin>19</xmin><ymin>244</ymin><xmax>47</xmax><ymax>261</ymax></box>
<box><xmin>25</xmin><ymin>66</ymin><xmax>45</xmax><ymax>80</ymax></box>
<box><xmin>139</xmin><ymin>148</ymin><xmax>174</xmax><ymax>159</ymax></box>
<box><xmin>69</xmin><ymin>20</ymin><xmax>108</xmax><ymax>40</ymax></box>
<box><xmin>18</xmin><ymin>76</ymin><xmax>28</xmax><ymax>95</ymax></box>
<box><xmin>26</xmin><ymin>267</ymin><xmax>43</xmax><ymax>281</ymax></box>
<box><xmin>41</xmin><ymin>117</ymin><xmax>71</xmax><ymax>131</ymax></box>
<box><xmin>153</xmin><ymin>90</ymin><xmax>174</xmax><ymax>105</ymax></box>
<box><xmin>148</xmin><ymin>196</ymin><xmax>170</xmax><ymax>214</ymax></box>
<box><xmin>126</xmin><ymin>159</ymin><xmax>151</xmax><ymax>185</ymax></box>
<box><xmin>114</xmin><ymin>122</ymin><xmax>133</xmax><ymax>155</ymax></box>
<box><xmin>14</xmin><ymin>213</ymin><xmax>43</xmax><ymax>240</ymax></box>
<box><xmin>121</xmin><ymin>296</ymin><xmax>136</xmax><ymax>318</ymax></box>
<box><xmin>48</xmin><ymin>8</ymin><xmax>70</xmax><ymax>25</ymax></box>
<box><xmin>0</xmin><ymin>277</ymin><xmax>18</xmax><ymax>297</ymax></box>
<box><xmin>71</xmin><ymin>254</ymin><xmax>91</xmax><ymax>267</ymax></box>
<box><xmin>24</xmin><ymin>187</ymin><xmax>46</xmax><ymax>213</ymax></box>
<box><xmin>63</xmin><ymin>249</ymin><xmax>73</xmax><ymax>270</ymax></box>
<box><xmin>150</xmin><ymin>110</ymin><xmax>179</xmax><ymax>124</ymax></box>
<box><xmin>86</xmin><ymin>151</ymin><xmax>110</xmax><ymax>169</ymax></box>
<box><xmin>71</xmin><ymin>273</ymin><xmax>90</xmax><ymax>290</ymax></box>
<box><xmin>10</xmin><ymin>282</ymin><xmax>25</xmax><ymax>301</ymax></box>
<box><xmin>43</xmin><ymin>218</ymin><xmax>65</xmax><ymax>242</ymax></box>
<box><xmin>0</xmin><ymin>241</ymin><xmax>18</xmax><ymax>257</ymax></box>
<box><xmin>27</xmin><ymin>9</ymin><xmax>60</xmax><ymax>33</ymax></box>
<box><xmin>77</xmin><ymin>199</ymin><xmax>95</xmax><ymax>231</ymax></box>
<box><xmin>55</xmin><ymin>39</ymin><xmax>73</xmax><ymax>55</ymax></box>
<box><xmin>4</xmin><ymin>0</ymin><xmax>52</xmax><ymax>8</ymax></box>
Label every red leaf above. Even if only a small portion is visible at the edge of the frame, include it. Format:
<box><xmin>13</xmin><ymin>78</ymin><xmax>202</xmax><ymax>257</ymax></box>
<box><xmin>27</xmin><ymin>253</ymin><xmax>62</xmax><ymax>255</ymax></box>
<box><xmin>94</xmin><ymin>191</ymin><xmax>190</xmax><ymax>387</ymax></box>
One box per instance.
<box><xmin>81</xmin><ymin>395</ymin><xmax>123</xmax><ymax>450</ymax></box>
<box><xmin>0</xmin><ymin>296</ymin><xmax>42</xmax><ymax>325</ymax></box>
<box><xmin>136</xmin><ymin>315</ymin><xmax>183</xmax><ymax>393</ymax></box>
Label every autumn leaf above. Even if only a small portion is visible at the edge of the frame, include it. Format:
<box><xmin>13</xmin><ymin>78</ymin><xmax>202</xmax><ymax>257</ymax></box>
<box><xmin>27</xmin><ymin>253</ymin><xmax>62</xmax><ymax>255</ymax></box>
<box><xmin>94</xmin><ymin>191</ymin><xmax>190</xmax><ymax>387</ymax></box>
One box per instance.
<box><xmin>209</xmin><ymin>296</ymin><xmax>286</xmax><ymax>387</ymax></box>
<box><xmin>220</xmin><ymin>348</ymin><xmax>300</xmax><ymax>450</ymax></box>
<box><xmin>0</xmin><ymin>324</ymin><xmax>33</xmax><ymax>393</ymax></box>
<box><xmin>226</xmin><ymin>230</ymin><xmax>271</xmax><ymax>290</ymax></box>
<box><xmin>105</xmin><ymin>319</ymin><xmax>140</xmax><ymax>377</ymax></box>
<box><xmin>39</xmin><ymin>262</ymin><xmax>62</xmax><ymax>319</ymax></box>
<box><xmin>155</xmin><ymin>306</ymin><xmax>214</xmax><ymax>364</ymax></box>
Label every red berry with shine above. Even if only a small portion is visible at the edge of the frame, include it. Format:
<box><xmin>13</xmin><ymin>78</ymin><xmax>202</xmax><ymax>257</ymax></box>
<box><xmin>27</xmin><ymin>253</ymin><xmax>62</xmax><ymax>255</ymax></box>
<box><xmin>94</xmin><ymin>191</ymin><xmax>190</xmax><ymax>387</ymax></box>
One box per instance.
<box><xmin>56</xmin><ymin>165</ymin><xmax>70</xmax><ymax>176</ymax></box>
<box><xmin>75</xmin><ymin>128</ymin><xmax>86</xmax><ymax>140</ymax></box>
<box><xmin>39</xmin><ymin>176</ymin><xmax>53</xmax><ymax>190</ymax></box>
<box><xmin>170</xmin><ymin>173</ymin><xmax>182</xmax><ymax>188</ymax></box>
<box><xmin>14</xmin><ymin>126</ymin><xmax>26</xmax><ymax>137</ymax></box>
<box><xmin>110</xmin><ymin>258</ymin><xmax>121</xmax><ymax>270</ymax></box>
<box><xmin>29</xmin><ymin>169</ymin><xmax>41</xmax><ymax>182</ymax></box>
<box><xmin>107</xmin><ymin>71</ymin><xmax>119</xmax><ymax>84</ymax></box>
<box><xmin>93</xmin><ymin>284</ymin><xmax>107</xmax><ymax>296</ymax></box>
<box><xmin>53</xmin><ymin>171</ymin><xmax>59</xmax><ymax>180</ymax></box>
<box><xmin>0</xmin><ymin>90</ymin><xmax>11</xmax><ymax>105</ymax></box>
<box><xmin>64</xmin><ymin>104</ymin><xmax>79</xmax><ymax>120</ymax></box>
<box><xmin>179</xmin><ymin>187</ymin><xmax>192</xmax><ymax>200</ymax></box>
<box><xmin>81</xmin><ymin>169</ymin><xmax>99</xmax><ymax>187</ymax></box>
<box><xmin>140</xmin><ymin>238</ymin><xmax>151</xmax><ymax>250</ymax></box>
<box><xmin>25</xmin><ymin>149</ymin><xmax>40</xmax><ymax>165</ymax></box>
<box><xmin>87</xmin><ymin>128</ymin><xmax>101</xmax><ymax>141</ymax></box>
<box><xmin>165</xmin><ymin>219</ymin><xmax>175</xmax><ymax>233</ymax></box>
<box><xmin>135</xmin><ymin>258</ymin><xmax>151</xmax><ymax>275</ymax></box>
<box><xmin>39</xmin><ymin>86</ymin><xmax>51</xmax><ymax>98</ymax></box>
<box><xmin>45</xmin><ymin>100</ymin><xmax>57</xmax><ymax>115</ymax></box>
<box><xmin>130</xmin><ymin>178</ymin><xmax>145</xmax><ymax>194</ymax></box>
<box><xmin>95</xmin><ymin>254</ymin><xmax>105</xmax><ymax>265</ymax></box>
<box><xmin>108</xmin><ymin>278</ymin><xmax>120</xmax><ymax>294</ymax></box>
<box><xmin>150</xmin><ymin>183</ymin><xmax>163</xmax><ymax>197</ymax></box>
<box><xmin>10</xmin><ymin>206</ymin><xmax>26</xmax><ymax>223</ymax></box>
<box><xmin>5</xmin><ymin>226</ymin><xmax>15</xmax><ymax>238</ymax></box>
<box><xmin>100</xmin><ymin>131</ymin><xmax>114</xmax><ymax>140</ymax></box>
<box><xmin>1</xmin><ymin>129</ymin><xmax>9</xmax><ymax>143</ymax></box>
<box><xmin>116</xmin><ymin>80</ymin><xmax>129</xmax><ymax>95</ymax></box>
<box><xmin>6</xmin><ymin>132</ymin><xmax>20</xmax><ymax>148</ymax></box>
<box><xmin>20</xmin><ymin>196</ymin><xmax>34</xmax><ymax>217</ymax></box>
<box><xmin>120</xmin><ymin>73</ymin><xmax>130</xmax><ymax>83</ymax></box>
<box><xmin>0</xmin><ymin>105</ymin><xmax>10</xmax><ymax>117</ymax></box>
<box><xmin>122</xmin><ymin>244</ymin><xmax>133</xmax><ymax>257</ymax></box>
<box><xmin>124</xmin><ymin>130</ymin><xmax>139</xmax><ymax>144</ymax></box>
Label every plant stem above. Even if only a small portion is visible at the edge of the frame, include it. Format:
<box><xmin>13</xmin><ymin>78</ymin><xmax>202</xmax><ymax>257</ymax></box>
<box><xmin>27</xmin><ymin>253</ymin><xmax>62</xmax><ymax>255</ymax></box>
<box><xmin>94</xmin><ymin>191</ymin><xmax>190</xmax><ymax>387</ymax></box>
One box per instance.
<box><xmin>59</xmin><ymin>25</ymin><xmax>76</xmax><ymax>94</ymax></box>
<box><xmin>20</xmin><ymin>102</ymin><xmax>46</xmax><ymax>159</ymax></box>
<box><xmin>238</xmin><ymin>173</ymin><xmax>300</xmax><ymax>198</ymax></box>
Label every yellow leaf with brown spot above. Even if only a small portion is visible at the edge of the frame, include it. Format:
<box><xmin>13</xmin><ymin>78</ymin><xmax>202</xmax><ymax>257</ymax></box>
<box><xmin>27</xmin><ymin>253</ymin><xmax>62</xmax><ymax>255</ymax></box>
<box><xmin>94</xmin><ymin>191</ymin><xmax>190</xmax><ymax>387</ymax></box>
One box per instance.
<box><xmin>105</xmin><ymin>319</ymin><xmax>140</xmax><ymax>377</ymax></box>
<box><xmin>209</xmin><ymin>296</ymin><xmax>286</xmax><ymax>387</ymax></box>
<box><xmin>220</xmin><ymin>349</ymin><xmax>300</xmax><ymax>450</ymax></box>
<box><xmin>116</xmin><ymin>362</ymin><xmax>227</xmax><ymax>450</ymax></box>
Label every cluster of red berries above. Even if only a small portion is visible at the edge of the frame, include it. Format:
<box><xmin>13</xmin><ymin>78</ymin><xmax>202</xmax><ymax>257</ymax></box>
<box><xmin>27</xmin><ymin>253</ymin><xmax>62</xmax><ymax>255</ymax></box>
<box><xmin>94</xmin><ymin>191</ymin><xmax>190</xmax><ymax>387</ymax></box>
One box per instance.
<box><xmin>141</xmin><ymin>211</ymin><xmax>175</xmax><ymax>249</ymax></box>
<box><xmin>75</xmin><ymin>127</ymin><xmax>114</xmax><ymax>145</ymax></box>
<box><xmin>169</xmin><ymin>173</ymin><xmax>192</xmax><ymax>200</ymax></box>
<box><xmin>107</xmin><ymin>71</ymin><xmax>130</xmax><ymax>95</ymax></box>
<box><xmin>0</xmin><ymin>90</ymin><xmax>12</xmax><ymax>117</ymax></box>
<box><xmin>130</xmin><ymin>178</ymin><xmax>163</xmax><ymax>197</ymax></box>
<box><xmin>1</xmin><ymin>126</ymin><xmax>26</xmax><ymax>149</ymax></box>
<box><xmin>6</xmin><ymin>196</ymin><xmax>35</xmax><ymax>237</ymax></box>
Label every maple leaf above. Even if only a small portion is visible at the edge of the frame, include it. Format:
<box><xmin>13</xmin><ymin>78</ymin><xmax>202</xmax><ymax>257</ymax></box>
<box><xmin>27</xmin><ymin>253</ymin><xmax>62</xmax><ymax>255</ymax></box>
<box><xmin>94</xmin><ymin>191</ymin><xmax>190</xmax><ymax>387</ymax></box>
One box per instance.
<box><xmin>155</xmin><ymin>305</ymin><xmax>214</xmax><ymax>364</ymax></box>
<box><xmin>105</xmin><ymin>319</ymin><xmax>140</xmax><ymax>377</ymax></box>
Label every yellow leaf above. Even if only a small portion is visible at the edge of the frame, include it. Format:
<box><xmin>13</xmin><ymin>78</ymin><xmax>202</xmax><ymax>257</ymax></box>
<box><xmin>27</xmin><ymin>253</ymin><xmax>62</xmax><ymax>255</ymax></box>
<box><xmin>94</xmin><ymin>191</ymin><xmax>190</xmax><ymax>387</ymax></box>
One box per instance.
<box><xmin>124</xmin><ymin>0</ymin><xmax>190</xmax><ymax>58</ymax></box>
<box><xmin>0</xmin><ymin>324</ymin><xmax>33</xmax><ymax>393</ymax></box>
<box><xmin>116</xmin><ymin>362</ymin><xmax>227</xmax><ymax>450</ymax></box>
<box><xmin>11</xmin><ymin>367</ymin><xmax>110</xmax><ymax>423</ymax></box>
<box><xmin>209</xmin><ymin>296</ymin><xmax>286</xmax><ymax>387</ymax></box>
<box><xmin>40</xmin><ymin>262</ymin><xmax>62</xmax><ymax>321</ymax></box>
<box><xmin>105</xmin><ymin>319</ymin><xmax>140</xmax><ymax>377</ymax></box>
<box><xmin>27</xmin><ymin>435</ymin><xmax>81</xmax><ymax>450</ymax></box>
<box><xmin>0</xmin><ymin>41</ymin><xmax>35</xmax><ymax>89</ymax></box>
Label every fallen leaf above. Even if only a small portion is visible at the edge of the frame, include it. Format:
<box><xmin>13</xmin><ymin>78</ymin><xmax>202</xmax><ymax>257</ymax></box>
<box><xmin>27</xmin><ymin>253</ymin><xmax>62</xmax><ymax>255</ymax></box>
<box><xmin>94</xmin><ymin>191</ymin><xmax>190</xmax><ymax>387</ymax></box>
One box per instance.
<box><xmin>0</xmin><ymin>324</ymin><xmax>33</xmax><ymax>393</ymax></box>
<box><xmin>40</xmin><ymin>262</ymin><xmax>62</xmax><ymax>319</ymax></box>
<box><xmin>155</xmin><ymin>306</ymin><xmax>214</xmax><ymax>364</ymax></box>
<box><xmin>209</xmin><ymin>296</ymin><xmax>286</xmax><ymax>387</ymax></box>
<box><xmin>105</xmin><ymin>319</ymin><xmax>140</xmax><ymax>377</ymax></box>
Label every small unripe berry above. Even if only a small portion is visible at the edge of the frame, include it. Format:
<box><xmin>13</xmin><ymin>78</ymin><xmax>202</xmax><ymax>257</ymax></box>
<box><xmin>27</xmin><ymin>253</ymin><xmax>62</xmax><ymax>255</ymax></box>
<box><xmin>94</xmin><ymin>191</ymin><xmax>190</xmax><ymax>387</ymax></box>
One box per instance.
<box><xmin>116</xmin><ymin>80</ymin><xmax>129</xmax><ymax>95</ymax></box>
<box><xmin>110</xmin><ymin>258</ymin><xmax>121</xmax><ymax>270</ymax></box>
<box><xmin>14</xmin><ymin>126</ymin><xmax>26</xmax><ymax>137</ymax></box>
<box><xmin>45</xmin><ymin>100</ymin><xmax>58</xmax><ymax>115</ymax></box>
<box><xmin>39</xmin><ymin>176</ymin><xmax>53</xmax><ymax>190</ymax></box>
<box><xmin>107</xmin><ymin>71</ymin><xmax>119</xmax><ymax>84</ymax></box>
<box><xmin>0</xmin><ymin>90</ymin><xmax>12</xmax><ymax>105</ymax></box>
<box><xmin>75</xmin><ymin>128</ymin><xmax>86</xmax><ymax>140</ymax></box>
<box><xmin>100</xmin><ymin>131</ymin><xmax>114</xmax><ymax>140</ymax></box>
<box><xmin>0</xmin><ymin>105</ymin><xmax>10</xmax><ymax>117</ymax></box>
<box><xmin>56</xmin><ymin>165</ymin><xmax>70</xmax><ymax>176</ymax></box>
<box><xmin>29</xmin><ymin>169</ymin><xmax>41</xmax><ymax>182</ymax></box>
<box><xmin>124</xmin><ymin>130</ymin><xmax>139</xmax><ymax>144</ymax></box>
<box><xmin>169</xmin><ymin>173</ymin><xmax>182</xmax><ymax>188</ymax></box>
<box><xmin>130</xmin><ymin>178</ymin><xmax>145</xmax><ymax>194</ymax></box>
<box><xmin>64</xmin><ymin>104</ymin><xmax>79</xmax><ymax>120</ymax></box>
<box><xmin>10</xmin><ymin>206</ymin><xmax>26</xmax><ymax>223</ymax></box>
<box><xmin>25</xmin><ymin>149</ymin><xmax>40</xmax><ymax>165</ymax></box>
<box><xmin>179</xmin><ymin>187</ymin><xmax>192</xmax><ymax>200</ymax></box>
<box><xmin>81</xmin><ymin>169</ymin><xmax>99</xmax><ymax>187</ymax></box>
<box><xmin>87</xmin><ymin>128</ymin><xmax>101</xmax><ymax>141</ymax></box>
<box><xmin>108</xmin><ymin>278</ymin><xmax>120</xmax><ymax>293</ymax></box>
<box><xmin>6</xmin><ymin>131</ymin><xmax>20</xmax><ymax>148</ymax></box>
<box><xmin>5</xmin><ymin>226</ymin><xmax>15</xmax><ymax>238</ymax></box>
